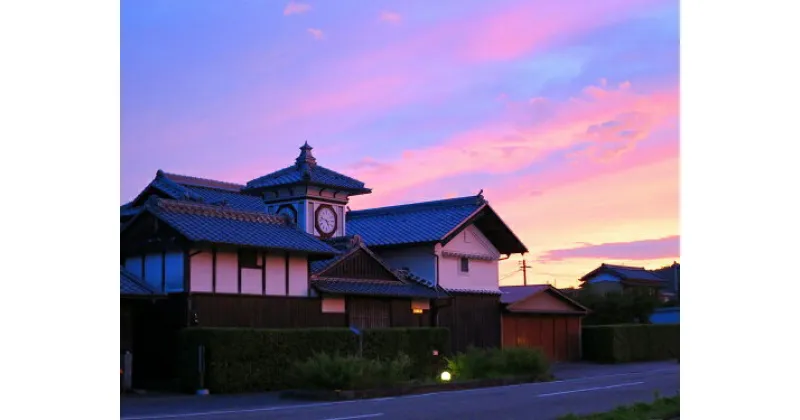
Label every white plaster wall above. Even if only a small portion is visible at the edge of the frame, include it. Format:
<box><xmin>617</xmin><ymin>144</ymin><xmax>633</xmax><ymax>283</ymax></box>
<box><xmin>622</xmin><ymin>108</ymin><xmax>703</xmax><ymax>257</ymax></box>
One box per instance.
<box><xmin>241</xmin><ymin>268</ymin><xmax>262</xmax><ymax>294</ymax></box>
<box><xmin>442</xmin><ymin>225</ymin><xmax>499</xmax><ymax>258</ymax></box>
<box><xmin>288</xmin><ymin>255</ymin><xmax>309</xmax><ymax>296</ymax></box>
<box><xmin>438</xmin><ymin>256</ymin><xmax>499</xmax><ymax>292</ymax></box>
<box><xmin>266</xmin><ymin>253</ymin><xmax>287</xmax><ymax>295</ymax></box>
<box><xmin>215</xmin><ymin>252</ymin><xmax>238</xmax><ymax>293</ymax></box>
<box><xmin>190</xmin><ymin>250</ymin><xmax>213</xmax><ymax>292</ymax></box>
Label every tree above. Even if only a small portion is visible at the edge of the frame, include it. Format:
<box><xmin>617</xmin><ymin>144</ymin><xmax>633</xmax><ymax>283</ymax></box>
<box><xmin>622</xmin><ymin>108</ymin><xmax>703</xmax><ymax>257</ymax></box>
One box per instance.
<box><xmin>575</xmin><ymin>288</ymin><xmax>661</xmax><ymax>325</ymax></box>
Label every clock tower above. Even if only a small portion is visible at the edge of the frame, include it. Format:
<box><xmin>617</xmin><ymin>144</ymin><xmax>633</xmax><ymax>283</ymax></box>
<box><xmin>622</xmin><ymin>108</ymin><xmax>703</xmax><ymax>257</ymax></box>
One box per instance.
<box><xmin>242</xmin><ymin>142</ymin><xmax>371</xmax><ymax>239</ymax></box>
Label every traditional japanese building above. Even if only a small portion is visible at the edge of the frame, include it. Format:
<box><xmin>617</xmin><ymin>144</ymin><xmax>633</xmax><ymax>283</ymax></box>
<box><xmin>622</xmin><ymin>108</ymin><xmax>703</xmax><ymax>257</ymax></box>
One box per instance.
<box><xmin>120</xmin><ymin>142</ymin><xmax>529</xmax><ymax>386</ymax></box>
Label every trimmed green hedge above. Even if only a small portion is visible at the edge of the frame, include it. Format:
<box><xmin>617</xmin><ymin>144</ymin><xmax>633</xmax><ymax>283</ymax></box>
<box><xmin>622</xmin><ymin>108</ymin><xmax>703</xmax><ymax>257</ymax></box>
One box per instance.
<box><xmin>582</xmin><ymin>324</ymin><xmax>679</xmax><ymax>363</ymax></box>
<box><xmin>177</xmin><ymin>327</ymin><xmax>450</xmax><ymax>393</ymax></box>
<box><xmin>445</xmin><ymin>346</ymin><xmax>550</xmax><ymax>381</ymax></box>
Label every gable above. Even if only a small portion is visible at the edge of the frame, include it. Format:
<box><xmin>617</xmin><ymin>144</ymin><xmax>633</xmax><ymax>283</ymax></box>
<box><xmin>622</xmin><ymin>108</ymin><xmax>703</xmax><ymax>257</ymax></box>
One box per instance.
<box><xmin>507</xmin><ymin>290</ymin><xmax>587</xmax><ymax>314</ymax></box>
<box><xmin>442</xmin><ymin>224</ymin><xmax>500</xmax><ymax>259</ymax></box>
<box><xmin>121</xmin><ymin>212</ymin><xmax>187</xmax><ymax>255</ymax></box>
<box><xmin>317</xmin><ymin>248</ymin><xmax>399</xmax><ymax>281</ymax></box>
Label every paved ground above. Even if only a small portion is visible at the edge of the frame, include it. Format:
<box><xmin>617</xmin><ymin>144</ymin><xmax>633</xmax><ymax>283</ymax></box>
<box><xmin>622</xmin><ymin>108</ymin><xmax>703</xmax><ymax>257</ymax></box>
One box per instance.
<box><xmin>121</xmin><ymin>361</ymin><xmax>679</xmax><ymax>420</ymax></box>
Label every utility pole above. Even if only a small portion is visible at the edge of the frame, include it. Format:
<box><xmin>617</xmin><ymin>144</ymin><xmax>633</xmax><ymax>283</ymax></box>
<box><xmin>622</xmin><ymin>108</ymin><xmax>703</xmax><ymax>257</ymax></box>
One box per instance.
<box><xmin>519</xmin><ymin>259</ymin><xmax>532</xmax><ymax>285</ymax></box>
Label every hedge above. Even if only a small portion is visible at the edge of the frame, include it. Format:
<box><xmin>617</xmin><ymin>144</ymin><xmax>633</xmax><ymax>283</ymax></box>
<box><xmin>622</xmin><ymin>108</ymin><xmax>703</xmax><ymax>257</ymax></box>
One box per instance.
<box><xmin>582</xmin><ymin>324</ymin><xmax>679</xmax><ymax>363</ymax></box>
<box><xmin>177</xmin><ymin>327</ymin><xmax>450</xmax><ymax>393</ymax></box>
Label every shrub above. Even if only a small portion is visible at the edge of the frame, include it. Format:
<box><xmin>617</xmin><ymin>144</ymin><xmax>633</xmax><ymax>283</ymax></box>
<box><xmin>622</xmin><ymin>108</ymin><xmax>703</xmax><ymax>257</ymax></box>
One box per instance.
<box><xmin>582</xmin><ymin>324</ymin><xmax>679</xmax><ymax>363</ymax></box>
<box><xmin>494</xmin><ymin>346</ymin><xmax>550</xmax><ymax>377</ymax></box>
<box><xmin>177</xmin><ymin>327</ymin><xmax>449</xmax><ymax>393</ymax></box>
<box><xmin>445</xmin><ymin>346</ymin><xmax>550</xmax><ymax>381</ymax></box>
<box><xmin>291</xmin><ymin>352</ymin><xmax>412</xmax><ymax>390</ymax></box>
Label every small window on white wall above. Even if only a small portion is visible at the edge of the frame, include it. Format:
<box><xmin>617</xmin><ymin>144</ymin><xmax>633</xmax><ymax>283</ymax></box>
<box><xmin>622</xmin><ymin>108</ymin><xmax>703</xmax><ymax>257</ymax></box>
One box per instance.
<box><xmin>464</xmin><ymin>231</ymin><xmax>471</xmax><ymax>243</ymax></box>
<box><xmin>460</xmin><ymin>257</ymin><xmax>469</xmax><ymax>273</ymax></box>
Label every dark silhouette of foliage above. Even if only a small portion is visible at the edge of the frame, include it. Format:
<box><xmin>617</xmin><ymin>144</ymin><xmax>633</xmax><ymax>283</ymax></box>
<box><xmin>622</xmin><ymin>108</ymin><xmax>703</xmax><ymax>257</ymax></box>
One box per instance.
<box><xmin>574</xmin><ymin>288</ymin><xmax>660</xmax><ymax>325</ymax></box>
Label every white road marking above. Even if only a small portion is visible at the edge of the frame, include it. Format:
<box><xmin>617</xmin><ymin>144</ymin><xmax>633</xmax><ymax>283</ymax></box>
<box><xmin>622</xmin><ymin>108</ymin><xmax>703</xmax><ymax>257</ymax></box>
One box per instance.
<box><xmin>537</xmin><ymin>381</ymin><xmax>645</xmax><ymax>398</ymax></box>
<box><xmin>121</xmin><ymin>367</ymin><xmax>677</xmax><ymax>420</ymax></box>
<box><xmin>322</xmin><ymin>414</ymin><xmax>384</xmax><ymax>420</ymax></box>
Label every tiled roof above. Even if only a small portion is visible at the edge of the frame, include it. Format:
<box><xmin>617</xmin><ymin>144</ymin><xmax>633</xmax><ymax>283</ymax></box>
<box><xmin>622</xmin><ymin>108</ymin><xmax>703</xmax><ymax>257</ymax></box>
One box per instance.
<box><xmin>122</xmin><ymin>171</ymin><xmax>267</xmax><ymax>219</ymax></box>
<box><xmin>180</xmin><ymin>186</ymin><xmax>266</xmax><ymax>213</ymax></box>
<box><xmin>346</xmin><ymin>195</ymin><xmax>485</xmax><ymax>247</ymax></box>
<box><xmin>652</xmin><ymin>263</ymin><xmax>680</xmax><ymax>281</ymax></box>
<box><xmin>498</xmin><ymin>285</ymin><xmax>549</xmax><ymax>304</ymax></box>
<box><xmin>120</xmin><ymin>203</ymin><xmax>140</xmax><ymax>217</ymax></box>
<box><xmin>312</xmin><ymin>278</ymin><xmax>445</xmax><ymax>299</ymax></box>
<box><xmin>442</xmin><ymin>287</ymin><xmax>502</xmax><ymax>296</ymax></box>
<box><xmin>393</xmin><ymin>268</ymin><xmax>436</xmax><ymax>288</ymax></box>
<box><xmin>244</xmin><ymin>143</ymin><xmax>370</xmax><ymax>194</ymax></box>
<box><xmin>499</xmin><ymin>284</ymin><xmax>590</xmax><ymax>313</ymax></box>
<box><xmin>603</xmin><ymin>264</ymin><xmax>666</xmax><ymax>282</ymax></box>
<box><xmin>133</xmin><ymin>197</ymin><xmax>338</xmax><ymax>255</ymax></box>
<box><xmin>581</xmin><ymin>263</ymin><xmax>666</xmax><ymax>283</ymax></box>
<box><xmin>120</xmin><ymin>266</ymin><xmax>162</xmax><ymax>296</ymax></box>
<box><xmin>161</xmin><ymin>172</ymin><xmax>244</xmax><ymax>192</ymax></box>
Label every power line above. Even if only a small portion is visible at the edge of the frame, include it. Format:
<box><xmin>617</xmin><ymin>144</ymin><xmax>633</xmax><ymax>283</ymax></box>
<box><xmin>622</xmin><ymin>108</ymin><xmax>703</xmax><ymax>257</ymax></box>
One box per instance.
<box><xmin>499</xmin><ymin>269</ymin><xmax>522</xmax><ymax>281</ymax></box>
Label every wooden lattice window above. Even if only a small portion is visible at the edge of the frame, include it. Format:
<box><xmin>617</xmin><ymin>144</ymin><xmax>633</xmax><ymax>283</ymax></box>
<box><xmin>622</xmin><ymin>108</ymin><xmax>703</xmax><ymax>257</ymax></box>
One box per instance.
<box><xmin>348</xmin><ymin>298</ymin><xmax>390</xmax><ymax>329</ymax></box>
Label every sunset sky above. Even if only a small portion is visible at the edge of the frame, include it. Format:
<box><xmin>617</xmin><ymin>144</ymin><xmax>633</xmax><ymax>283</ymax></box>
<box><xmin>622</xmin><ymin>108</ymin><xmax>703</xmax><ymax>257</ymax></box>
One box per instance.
<box><xmin>121</xmin><ymin>0</ymin><xmax>680</xmax><ymax>288</ymax></box>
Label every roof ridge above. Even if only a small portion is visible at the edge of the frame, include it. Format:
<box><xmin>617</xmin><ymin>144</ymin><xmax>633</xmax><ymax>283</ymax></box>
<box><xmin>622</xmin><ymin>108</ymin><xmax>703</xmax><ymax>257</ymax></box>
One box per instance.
<box><xmin>162</xmin><ymin>171</ymin><xmax>245</xmax><ymax>191</ymax></box>
<box><xmin>603</xmin><ymin>263</ymin><xmax>648</xmax><ymax>270</ymax></box>
<box><xmin>147</xmin><ymin>197</ymin><xmax>288</xmax><ymax>225</ymax></box>
<box><xmin>349</xmin><ymin>195</ymin><xmax>485</xmax><ymax>217</ymax></box>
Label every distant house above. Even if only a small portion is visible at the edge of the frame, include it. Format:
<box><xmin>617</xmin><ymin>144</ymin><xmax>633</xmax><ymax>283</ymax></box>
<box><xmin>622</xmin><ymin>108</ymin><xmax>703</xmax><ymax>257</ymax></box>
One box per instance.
<box><xmin>578</xmin><ymin>263</ymin><xmax>667</xmax><ymax>297</ymax></box>
<box><xmin>651</xmin><ymin>262</ymin><xmax>680</xmax><ymax>301</ymax></box>
<box><xmin>499</xmin><ymin>284</ymin><xmax>589</xmax><ymax>362</ymax></box>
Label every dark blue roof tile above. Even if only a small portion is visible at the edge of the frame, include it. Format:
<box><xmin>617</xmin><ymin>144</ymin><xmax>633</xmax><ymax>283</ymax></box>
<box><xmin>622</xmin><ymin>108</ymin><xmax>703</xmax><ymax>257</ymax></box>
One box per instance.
<box><xmin>346</xmin><ymin>196</ymin><xmax>485</xmax><ymax>247</ymax></box>
<box><xmin>135</xmin><ymin>197</ymin><xmax>337</xmax><ymax>255</ymax></box>
<box><xmin>312</xmin><ymin>279</ymin><xmax>445</xmax><ymax>299</ymax></box>
<box><xmin>244</xmin><ymin>143</ymin><xmax>370</xmax><ymax>193</ymax></box>
<box><xmin>121</xmin><ymin>266</ymin><xmax>162</xmax><ymax>296</ymax></box>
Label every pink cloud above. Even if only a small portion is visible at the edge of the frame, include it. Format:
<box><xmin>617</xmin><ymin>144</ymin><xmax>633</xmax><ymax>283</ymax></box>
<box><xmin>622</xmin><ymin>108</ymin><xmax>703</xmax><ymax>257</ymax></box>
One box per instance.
<box><xmin>336</xmin><ymin>0</ymin><xmax>665</xmax><ymax>72</ymax></box>
<box><xmin>307</xmin><ymin>28</ymin><xmax>324</xmax><ymax>40</ymax></box>
<box><xmin>347</xmin><ymin>80</ymin><xmax>679</xmax><ymax>207</ymax></box>
<box><xmin>539</xmin><ymin>235</ymin><xmax>680</xmax><ymax>262</ymax></box>
<box><xmin>284</xmin><ymin>1</ymin><xmax>312</xmax><ymax>16</ymax></box>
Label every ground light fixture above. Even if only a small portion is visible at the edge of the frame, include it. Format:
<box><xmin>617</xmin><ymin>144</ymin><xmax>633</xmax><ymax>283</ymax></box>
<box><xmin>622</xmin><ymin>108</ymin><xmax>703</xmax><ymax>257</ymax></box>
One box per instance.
<box><xmin>440</xmin><ymin>371</ymin><xmax>452</xmax><ymax>382</ymax></box>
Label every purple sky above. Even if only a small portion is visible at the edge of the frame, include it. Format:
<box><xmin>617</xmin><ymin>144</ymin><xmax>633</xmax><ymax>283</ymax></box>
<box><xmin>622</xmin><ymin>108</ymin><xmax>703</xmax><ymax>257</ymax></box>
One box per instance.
<box><xmin>121</xmin><ymin>0</ymin><xmax>680</xmax><ymax>286</ymax></box>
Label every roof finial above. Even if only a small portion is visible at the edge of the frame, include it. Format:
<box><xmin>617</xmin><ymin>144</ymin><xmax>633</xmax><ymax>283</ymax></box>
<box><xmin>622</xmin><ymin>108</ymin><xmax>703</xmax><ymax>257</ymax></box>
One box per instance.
<box><xmin>296</xmin><ymin>141</ymin><xmax>317</xmax><ymax>167</ymax></box>
<box><xmin>477</xmin><ymin>189</ymin><xmax>484</xmax><ymax>197</ymax></box>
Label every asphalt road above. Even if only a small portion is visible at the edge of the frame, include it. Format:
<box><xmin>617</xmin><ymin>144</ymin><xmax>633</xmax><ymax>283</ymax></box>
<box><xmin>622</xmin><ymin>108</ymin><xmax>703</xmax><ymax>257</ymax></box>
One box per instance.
<box><xmin>121</xmin><ymin>362</ymin><xmax>679</xmax><ymax>420</ymax></box>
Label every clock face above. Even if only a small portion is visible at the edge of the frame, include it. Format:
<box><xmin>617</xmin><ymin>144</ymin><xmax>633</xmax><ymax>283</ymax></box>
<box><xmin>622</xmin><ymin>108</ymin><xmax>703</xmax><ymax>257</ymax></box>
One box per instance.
<box><xmin>315</xmin><ymin>206</ymin><xmax>337</xmax><ymax>236</ymax></box>
<box><xmin>277</xmin><ymin>205</ymin><xmax>296</xmax><ymax>224</ymax></box>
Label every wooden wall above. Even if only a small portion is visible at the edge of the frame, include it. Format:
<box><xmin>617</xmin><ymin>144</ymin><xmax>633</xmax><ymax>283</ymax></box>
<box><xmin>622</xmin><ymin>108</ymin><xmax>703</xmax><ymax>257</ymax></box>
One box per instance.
<box><xmin>501</xmin><ymin>314</ymin><xmax>582</xmax><ymax>362</ymax></box>
<box><xmin>191</xmin><ymin>293</ymin><xmax>346</xmax><ymax>328</ymax></box>
<box><xmin>437</xmin><ymin>293</ymin><xmax>501</xmax><ymax>352</ymax></box>
<box><xmin>189</xmin><ymin>293</ymin><xmax>432</xmax><ymax>329</ymax></box>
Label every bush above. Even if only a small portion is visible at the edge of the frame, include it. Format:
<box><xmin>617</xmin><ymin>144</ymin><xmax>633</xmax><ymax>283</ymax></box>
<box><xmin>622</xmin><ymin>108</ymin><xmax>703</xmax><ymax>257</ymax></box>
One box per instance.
<box><xmin>582</xmin><ymin>324</ymin><xmax>679</xmax><ymax>363</ymax></box>
<box><xmin>445</xmin><ymin>346</ymin><xmax>550</xmax><ymax>381</ymax></box>
<box><xmin>291</xmin><ymin>352</ymin><xmax>412</xmax><ymax>390</ymax></box>
<box><xmin>177</xmin><ymin>327</ymin><xmax>449</xmax><ymax>393</ymax></box>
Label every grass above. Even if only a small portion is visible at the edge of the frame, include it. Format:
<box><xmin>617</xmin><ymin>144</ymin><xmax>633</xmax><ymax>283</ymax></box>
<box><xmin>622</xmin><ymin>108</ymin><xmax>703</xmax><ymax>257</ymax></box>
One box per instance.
<box><xmin>558</xmin><ymin>394</ymin><xmax>679</xmax><ymax>420</ymax></box>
